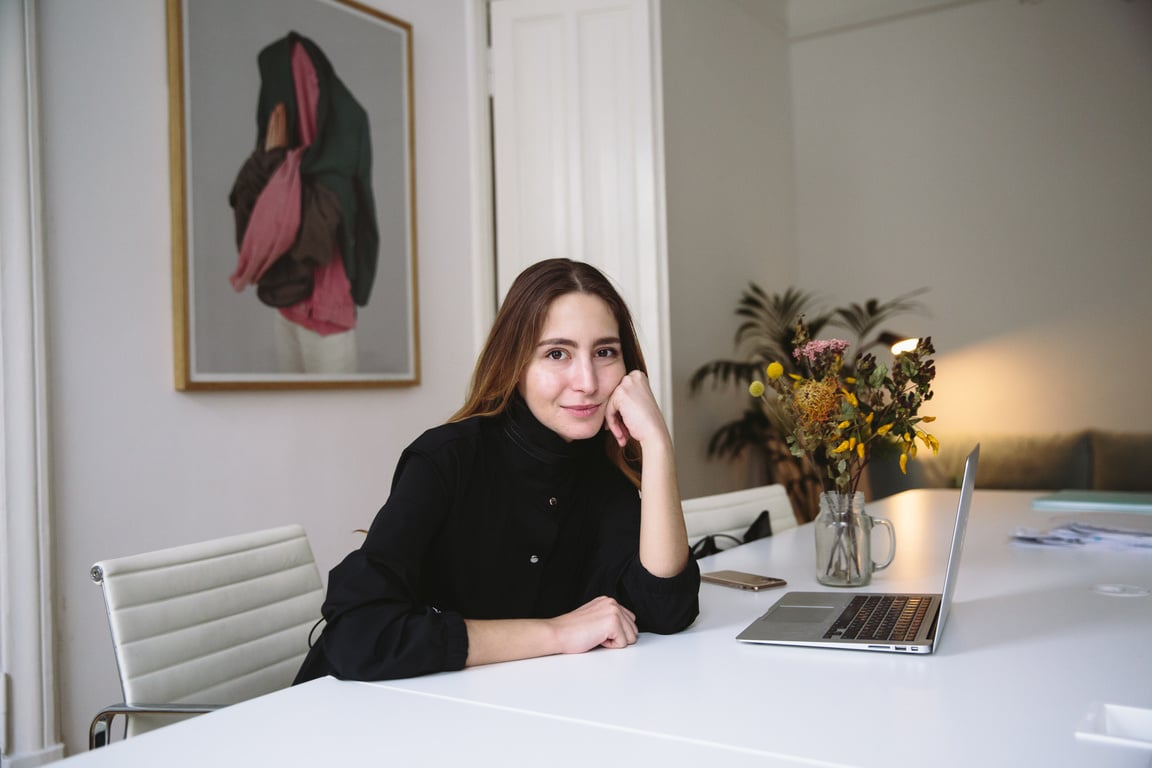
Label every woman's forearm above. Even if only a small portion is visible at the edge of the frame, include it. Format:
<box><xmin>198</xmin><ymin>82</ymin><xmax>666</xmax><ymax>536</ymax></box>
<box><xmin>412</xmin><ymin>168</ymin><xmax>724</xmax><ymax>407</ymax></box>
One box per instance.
<box><xmin>463</xmin><ymin>617</ymin><xmax>559</xmax><ymax>667</ymax></box>
<box><xmin>637</xmin><ymin>437</ymin><xmax>690</xmax><ymax>577</ymax></box>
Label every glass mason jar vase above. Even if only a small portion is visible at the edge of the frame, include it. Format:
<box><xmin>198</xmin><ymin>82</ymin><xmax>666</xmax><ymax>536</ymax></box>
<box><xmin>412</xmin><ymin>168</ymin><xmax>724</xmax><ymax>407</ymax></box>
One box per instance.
<box><xmin>814</xmin><ymin>491</ymin><xmax>896</xmax><ymax>587</ymax></box>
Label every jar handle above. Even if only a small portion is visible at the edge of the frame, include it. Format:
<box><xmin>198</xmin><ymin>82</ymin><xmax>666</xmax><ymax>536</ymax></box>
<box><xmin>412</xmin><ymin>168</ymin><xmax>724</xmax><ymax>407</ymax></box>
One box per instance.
<box><xmin>871</xmin><ymin>516</ymin><xmax>896</xmax><ymax>571</ymax></box>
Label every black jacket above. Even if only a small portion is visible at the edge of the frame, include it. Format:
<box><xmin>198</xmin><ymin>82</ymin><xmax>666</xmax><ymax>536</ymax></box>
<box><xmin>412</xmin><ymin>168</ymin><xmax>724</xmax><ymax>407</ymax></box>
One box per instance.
<box><xmin>294</xmin><ymin>397</ymin><xmax>700</xmax><ymax>682</ymax></box>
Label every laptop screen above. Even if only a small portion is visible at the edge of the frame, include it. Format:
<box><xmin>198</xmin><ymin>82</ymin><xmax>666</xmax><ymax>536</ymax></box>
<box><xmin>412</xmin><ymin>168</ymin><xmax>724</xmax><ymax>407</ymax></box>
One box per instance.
<box><xmin>932</xmin><ymin>444</ymin><xmax>980</xmax><ymax>648</ymax></box>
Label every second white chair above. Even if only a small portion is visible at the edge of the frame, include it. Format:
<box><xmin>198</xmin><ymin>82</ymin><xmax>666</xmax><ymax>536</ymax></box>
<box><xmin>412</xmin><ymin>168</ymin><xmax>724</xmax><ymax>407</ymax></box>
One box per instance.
<box><xmin>682</xmin><ymin>483</ymin><xmax>797</xmax><ymax>552</ymax></box>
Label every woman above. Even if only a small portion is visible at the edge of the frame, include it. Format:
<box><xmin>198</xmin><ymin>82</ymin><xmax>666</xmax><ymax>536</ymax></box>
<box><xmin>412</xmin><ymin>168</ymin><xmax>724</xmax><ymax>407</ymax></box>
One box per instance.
<box><xmin>295</xmin><ymin>259</ymin><xmax>699</xmax><ymax>682</ymax></box>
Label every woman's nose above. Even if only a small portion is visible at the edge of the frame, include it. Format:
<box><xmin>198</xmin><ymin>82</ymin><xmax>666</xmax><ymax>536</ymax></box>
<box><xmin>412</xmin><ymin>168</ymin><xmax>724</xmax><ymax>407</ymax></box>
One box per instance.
<box><xmin>571</xmin><ymin>357</ymin><xmax>597</xmax><ymax>392</ymax></box>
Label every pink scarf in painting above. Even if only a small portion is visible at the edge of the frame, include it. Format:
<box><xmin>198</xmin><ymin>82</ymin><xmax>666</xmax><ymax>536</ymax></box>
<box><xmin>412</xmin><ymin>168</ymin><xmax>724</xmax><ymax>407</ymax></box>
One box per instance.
<box><xmin>229</xmin><ymin>41</ymin><xmax>355</xmax><ymax>335</ymax></box>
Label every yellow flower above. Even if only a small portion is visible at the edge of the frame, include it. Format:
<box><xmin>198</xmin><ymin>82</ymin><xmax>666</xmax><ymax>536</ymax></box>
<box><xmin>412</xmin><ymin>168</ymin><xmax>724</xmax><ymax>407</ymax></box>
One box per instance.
<box><xmin>837</xmin><ymin>420</ymin><xmax>851</xmax><ymax>430</ymax></box>
<box><xmin>875</xmin><ymin>423</ymin><xmax>893</xmax><ymax>436</ymax></box>
<box><xmin>857</xmin><ymin>442</ymin><xmax>866</xmax><ymax>459</ymax></box>
<box><xmin>766</xmin><ymin>362</ymin><xmax>785</xmax><ymax>380</ymax></box>
<box><xmin>900</xmin><ymin>452</ymin><xmax>909</xmax><ymax>474</ymax></box>
<box><xmin>748</xmin><ymin>381</ymin><xmax>765</xmax><ymax>398</ymax></box>
<box><xmin>833</xmin><ymin>440</ymin><xmax>851</xmax><ymax>453</ymax></box>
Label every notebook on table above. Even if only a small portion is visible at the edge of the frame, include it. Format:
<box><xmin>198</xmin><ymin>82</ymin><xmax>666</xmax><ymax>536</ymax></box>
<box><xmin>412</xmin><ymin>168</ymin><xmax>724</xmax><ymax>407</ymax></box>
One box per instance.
<box><xmin>736</xmin><ymin>444</ymin><xmax>980</xmax><ymax>655</ymax></box>
<box><xmin>1030</xmin><ymin>490</ymin><xmax>1152</xmax><ymax>514</ymax></box>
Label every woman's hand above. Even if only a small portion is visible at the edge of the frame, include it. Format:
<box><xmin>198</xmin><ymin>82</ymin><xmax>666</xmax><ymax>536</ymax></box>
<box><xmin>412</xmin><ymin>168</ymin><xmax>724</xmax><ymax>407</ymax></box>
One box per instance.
<box><xmin>549</xmin><ymin>595</ymin><xmax>638</xmax><ymax>653</ymax></box>
<box><xmin>463</xmin><ymin>596</ymin><xmax>637</xmax><ymax>668</ymax></box>
<box><xmin>604</xmin><ymin>370</ymin><xmax>671</xmax><ymax>449</ymax></box>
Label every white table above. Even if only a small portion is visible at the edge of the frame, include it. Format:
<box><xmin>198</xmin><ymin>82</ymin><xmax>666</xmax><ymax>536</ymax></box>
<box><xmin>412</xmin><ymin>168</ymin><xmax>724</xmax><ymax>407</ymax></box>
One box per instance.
<box><xmin>55</xmin><ymin>490</ymin><xmax>1152</xmax><ymax>767</ymax></box>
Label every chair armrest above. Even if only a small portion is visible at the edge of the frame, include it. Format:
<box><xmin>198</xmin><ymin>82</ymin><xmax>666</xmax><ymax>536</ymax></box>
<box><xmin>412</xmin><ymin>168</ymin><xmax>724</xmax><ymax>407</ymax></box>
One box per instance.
<box><xmin>89</xmin><ymin>702</ymin><xmax>222</xmax><ymax>749</ymax></box>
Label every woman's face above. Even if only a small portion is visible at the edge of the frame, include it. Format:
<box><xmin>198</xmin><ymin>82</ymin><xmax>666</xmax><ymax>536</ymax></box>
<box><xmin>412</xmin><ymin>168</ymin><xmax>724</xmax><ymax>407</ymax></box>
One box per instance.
<box><xmin>518</xmin><ymin>292</ymin><xmax>627</xmax><ymax>442</ymax></box>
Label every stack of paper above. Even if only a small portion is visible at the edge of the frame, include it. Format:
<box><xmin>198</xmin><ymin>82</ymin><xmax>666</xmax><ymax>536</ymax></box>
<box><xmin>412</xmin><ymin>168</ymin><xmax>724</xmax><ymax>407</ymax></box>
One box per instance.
<box><xmin>1012</xmin><ymin>522</ymin><xmax>1152</xmax><ymax>551</ymax></box>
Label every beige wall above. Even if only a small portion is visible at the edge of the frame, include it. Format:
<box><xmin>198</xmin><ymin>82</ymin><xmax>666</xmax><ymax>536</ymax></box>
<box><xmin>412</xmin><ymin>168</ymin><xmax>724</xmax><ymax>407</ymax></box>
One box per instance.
<box><xmin>671</xmin><ymin>0</ymin><xmax>1152</xmax><ymax>501</ymax></box>
<box><xmin>662</xmin><ymin>0</ymin><xmax>796</xmax><ymax>498</ymax></box>
<box><xmin>791</xmin><ymin>0</ymin><xmax>1152</xmax><ymax>439</ymax></box>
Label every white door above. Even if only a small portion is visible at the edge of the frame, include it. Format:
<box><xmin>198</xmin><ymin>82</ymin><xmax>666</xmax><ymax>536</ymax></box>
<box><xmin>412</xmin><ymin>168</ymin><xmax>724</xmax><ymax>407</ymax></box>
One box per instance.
<box><xmin>489</xmin><ymin>0</ymin><xmax>670</xmax><ymax>413</ymax></box>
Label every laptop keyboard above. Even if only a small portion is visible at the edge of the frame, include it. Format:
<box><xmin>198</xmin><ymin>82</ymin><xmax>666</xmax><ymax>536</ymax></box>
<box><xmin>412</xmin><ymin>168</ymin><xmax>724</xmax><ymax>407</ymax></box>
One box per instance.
<box><xmin>823</xmin><ymin>595</ymin><xmax>931</xmax><ymax>642</ymax></box>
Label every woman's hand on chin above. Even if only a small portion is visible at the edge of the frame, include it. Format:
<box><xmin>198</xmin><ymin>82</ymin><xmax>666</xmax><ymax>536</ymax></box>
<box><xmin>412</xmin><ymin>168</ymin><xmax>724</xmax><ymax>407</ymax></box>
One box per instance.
<box><xmin>604</xmin><ymin>371</ymin><xmax>670</xmax><ymax>449</ymax></box>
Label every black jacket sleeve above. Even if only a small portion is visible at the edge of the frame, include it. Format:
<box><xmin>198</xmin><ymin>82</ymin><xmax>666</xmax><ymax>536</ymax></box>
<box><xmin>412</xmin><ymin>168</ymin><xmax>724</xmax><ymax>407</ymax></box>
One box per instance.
<box><xmin>581</xmin><ymin>472</ymin><xmax>701</xmax><ymax>635</ymax></box>
<box><xmin>295</xmin><ymin>450</ymin><xmax>470</xmax><ymax>683</ymax></box>
<box><xmin>617</xmin><ymin>553</ymin><xmax>701</xmax><ymax>635</ymax></box>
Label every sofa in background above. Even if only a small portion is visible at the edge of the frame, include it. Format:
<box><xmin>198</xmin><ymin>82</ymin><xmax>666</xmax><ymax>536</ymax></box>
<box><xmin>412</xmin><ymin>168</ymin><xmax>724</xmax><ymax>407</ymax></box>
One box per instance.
<box><xmin>868</xmin><ymin>430</ymin><xmax>1152</xmax><ymax>499</ymax></box>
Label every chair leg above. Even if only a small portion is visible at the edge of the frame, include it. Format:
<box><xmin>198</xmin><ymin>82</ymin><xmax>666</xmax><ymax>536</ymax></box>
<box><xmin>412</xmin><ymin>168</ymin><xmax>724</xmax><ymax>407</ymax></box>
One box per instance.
<box><xmin>89</xmin><ymin>711</ymin><xmax>118</xmax><ymax>749</ymax></box>
<box><xmin>88</xmin><ymin>703</ymin><xmax>220</xmax><ymax>748</ymax></box>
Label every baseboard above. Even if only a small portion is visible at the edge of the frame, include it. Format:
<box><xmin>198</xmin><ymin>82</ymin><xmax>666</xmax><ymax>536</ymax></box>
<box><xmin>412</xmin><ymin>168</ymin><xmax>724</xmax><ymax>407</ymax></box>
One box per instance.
<box><xmin>3</xmin><ymin>743</ymin><xmax>66</xmax><ymax>767</ymax></box>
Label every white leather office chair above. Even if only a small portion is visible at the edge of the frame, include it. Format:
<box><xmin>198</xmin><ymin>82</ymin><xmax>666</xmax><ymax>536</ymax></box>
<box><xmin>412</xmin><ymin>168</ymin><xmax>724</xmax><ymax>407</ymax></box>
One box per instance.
<box><xmin>89</xmin><ymin>524</ymin><xmax>325</xmax><ymax>748</ymax></box>
<box><xmin>682</xmin><ymin>483</ymin><xmax>797</xmax><ymax>552</ymax></box>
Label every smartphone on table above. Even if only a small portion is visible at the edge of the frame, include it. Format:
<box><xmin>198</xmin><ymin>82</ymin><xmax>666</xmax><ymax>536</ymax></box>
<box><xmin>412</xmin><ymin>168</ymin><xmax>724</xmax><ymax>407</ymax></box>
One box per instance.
<box><xmin>701</xmin><ymin>570</ymin><xmax>787</xmax><ymax>591</ymax></box>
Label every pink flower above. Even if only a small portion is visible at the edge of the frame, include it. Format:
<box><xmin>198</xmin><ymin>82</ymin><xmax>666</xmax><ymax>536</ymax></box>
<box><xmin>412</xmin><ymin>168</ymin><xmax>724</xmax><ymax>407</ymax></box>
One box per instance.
<box><xmin>793</xmin><ymin>339</ymin><xmax>849</xmax><ymax>367</ymax></box>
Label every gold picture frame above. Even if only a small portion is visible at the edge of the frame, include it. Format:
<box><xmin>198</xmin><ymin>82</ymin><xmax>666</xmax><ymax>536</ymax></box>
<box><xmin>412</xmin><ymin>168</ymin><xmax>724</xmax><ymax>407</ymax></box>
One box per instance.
<box><xmin>168</xmin><ymin>0</ymin><xmax>418</xmax><ymax>390</ymax></box>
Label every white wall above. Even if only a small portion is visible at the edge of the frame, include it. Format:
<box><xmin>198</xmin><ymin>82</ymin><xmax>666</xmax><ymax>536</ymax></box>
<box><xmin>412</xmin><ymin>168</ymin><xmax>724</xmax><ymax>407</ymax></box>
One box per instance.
<box><xmin>662</xmin><ymin>0</ymin><xmax>796</xmax><ymax>497</ymax></box>
<box><xmin>791</xmin><ymin>0</ymin><xmax>1152</xmax><ymax>438</ymax></box>
<box><xmin>37</xmin><ymin>0</ymin><xmax>485</xmax><ymax>755</ymax></box>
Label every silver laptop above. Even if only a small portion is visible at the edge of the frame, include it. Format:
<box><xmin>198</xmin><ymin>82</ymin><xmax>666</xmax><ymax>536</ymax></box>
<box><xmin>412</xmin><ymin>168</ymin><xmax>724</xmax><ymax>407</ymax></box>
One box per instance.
<box><xmin>736</xmin><ymin>444</ymin><xmax>980</xmax><ymax>655</ymax></box>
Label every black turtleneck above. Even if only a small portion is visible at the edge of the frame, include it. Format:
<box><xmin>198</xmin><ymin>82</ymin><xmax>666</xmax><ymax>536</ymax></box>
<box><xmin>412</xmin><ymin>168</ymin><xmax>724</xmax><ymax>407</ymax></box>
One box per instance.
<box><xmin>294</xmin><ymin>396</ymin><xmax>700</xmax><ymax>684</ymax></box>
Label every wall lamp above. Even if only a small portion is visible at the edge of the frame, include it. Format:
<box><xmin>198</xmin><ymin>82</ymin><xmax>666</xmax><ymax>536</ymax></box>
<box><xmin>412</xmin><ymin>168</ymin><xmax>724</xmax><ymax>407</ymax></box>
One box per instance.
<box><xmin>876</xmin><ymin>331</ymin><xmax>919</xmax><ymax>356</ymax></box>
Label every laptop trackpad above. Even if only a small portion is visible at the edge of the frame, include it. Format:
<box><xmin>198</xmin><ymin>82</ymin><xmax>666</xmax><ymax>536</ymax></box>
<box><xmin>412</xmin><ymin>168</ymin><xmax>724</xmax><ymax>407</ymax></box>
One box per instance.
<box><xmin>771</xmin><ymin>606</ymin><xmax>835</xmax><ymax>623</ymax></box>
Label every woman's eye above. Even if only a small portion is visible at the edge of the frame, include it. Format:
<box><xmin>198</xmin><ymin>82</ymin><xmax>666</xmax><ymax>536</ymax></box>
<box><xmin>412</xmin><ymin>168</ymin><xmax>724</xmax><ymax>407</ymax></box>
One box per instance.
<box><xmin>596</xmin><ymin>347</ymin><xmax>619</xmax><ymax>358</ymax></box>
<box><xmin>546</xmin><ymin>349</ymin><xmax>567</xmax><ymax>360</ymax></box>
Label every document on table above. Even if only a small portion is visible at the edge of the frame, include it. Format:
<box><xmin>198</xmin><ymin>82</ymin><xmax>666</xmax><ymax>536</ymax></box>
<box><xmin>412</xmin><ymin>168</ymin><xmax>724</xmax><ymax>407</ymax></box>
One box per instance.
<box><xmin>1012</xmin><ymin>521</ymin><xmax>1152</xmax><ymax>551</ymax></box>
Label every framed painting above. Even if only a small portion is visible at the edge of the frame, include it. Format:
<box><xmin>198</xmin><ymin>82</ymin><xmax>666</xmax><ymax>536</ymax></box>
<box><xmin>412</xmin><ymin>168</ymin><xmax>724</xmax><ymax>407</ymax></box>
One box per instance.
<box><xmin>167</xmin><ymin>0</ymin><xmax>418</xmax><ymax>389</ymax></box>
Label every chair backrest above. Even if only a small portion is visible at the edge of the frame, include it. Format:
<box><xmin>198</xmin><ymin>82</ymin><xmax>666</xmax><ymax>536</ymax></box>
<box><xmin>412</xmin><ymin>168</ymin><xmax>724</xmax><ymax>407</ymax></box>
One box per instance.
<box><xmin>682</xmin><ymin>484</ymin><xmax>797</xmax><ymax>549</ymax></box>
<box><xmin>91</xmin><ymin>524</ymin><xmax>324</xmax><ymax>736</ymax></box>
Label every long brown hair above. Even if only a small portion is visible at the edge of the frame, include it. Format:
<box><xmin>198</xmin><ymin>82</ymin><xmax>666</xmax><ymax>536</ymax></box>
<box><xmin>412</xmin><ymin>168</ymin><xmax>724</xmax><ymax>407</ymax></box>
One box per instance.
<box><xmin>452</xmin><ymin>259</ymin><xmax>647</xmax><ymax>484</ymax></box>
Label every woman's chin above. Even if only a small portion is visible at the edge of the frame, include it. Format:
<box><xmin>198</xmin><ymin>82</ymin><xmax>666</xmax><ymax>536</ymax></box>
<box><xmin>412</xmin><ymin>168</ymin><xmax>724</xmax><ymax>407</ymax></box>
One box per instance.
<box><xmin>557</xmin><ymin>420</ymin><xmax>605</xmax><ymax>443</ymax></box>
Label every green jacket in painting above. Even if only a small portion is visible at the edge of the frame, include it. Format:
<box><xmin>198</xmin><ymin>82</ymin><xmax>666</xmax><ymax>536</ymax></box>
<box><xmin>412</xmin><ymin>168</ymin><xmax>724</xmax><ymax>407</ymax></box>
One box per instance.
<box><xmin>252</xmin><ymin>31</ymin><xmax>380</xmax><ymax>307</ymax></box>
